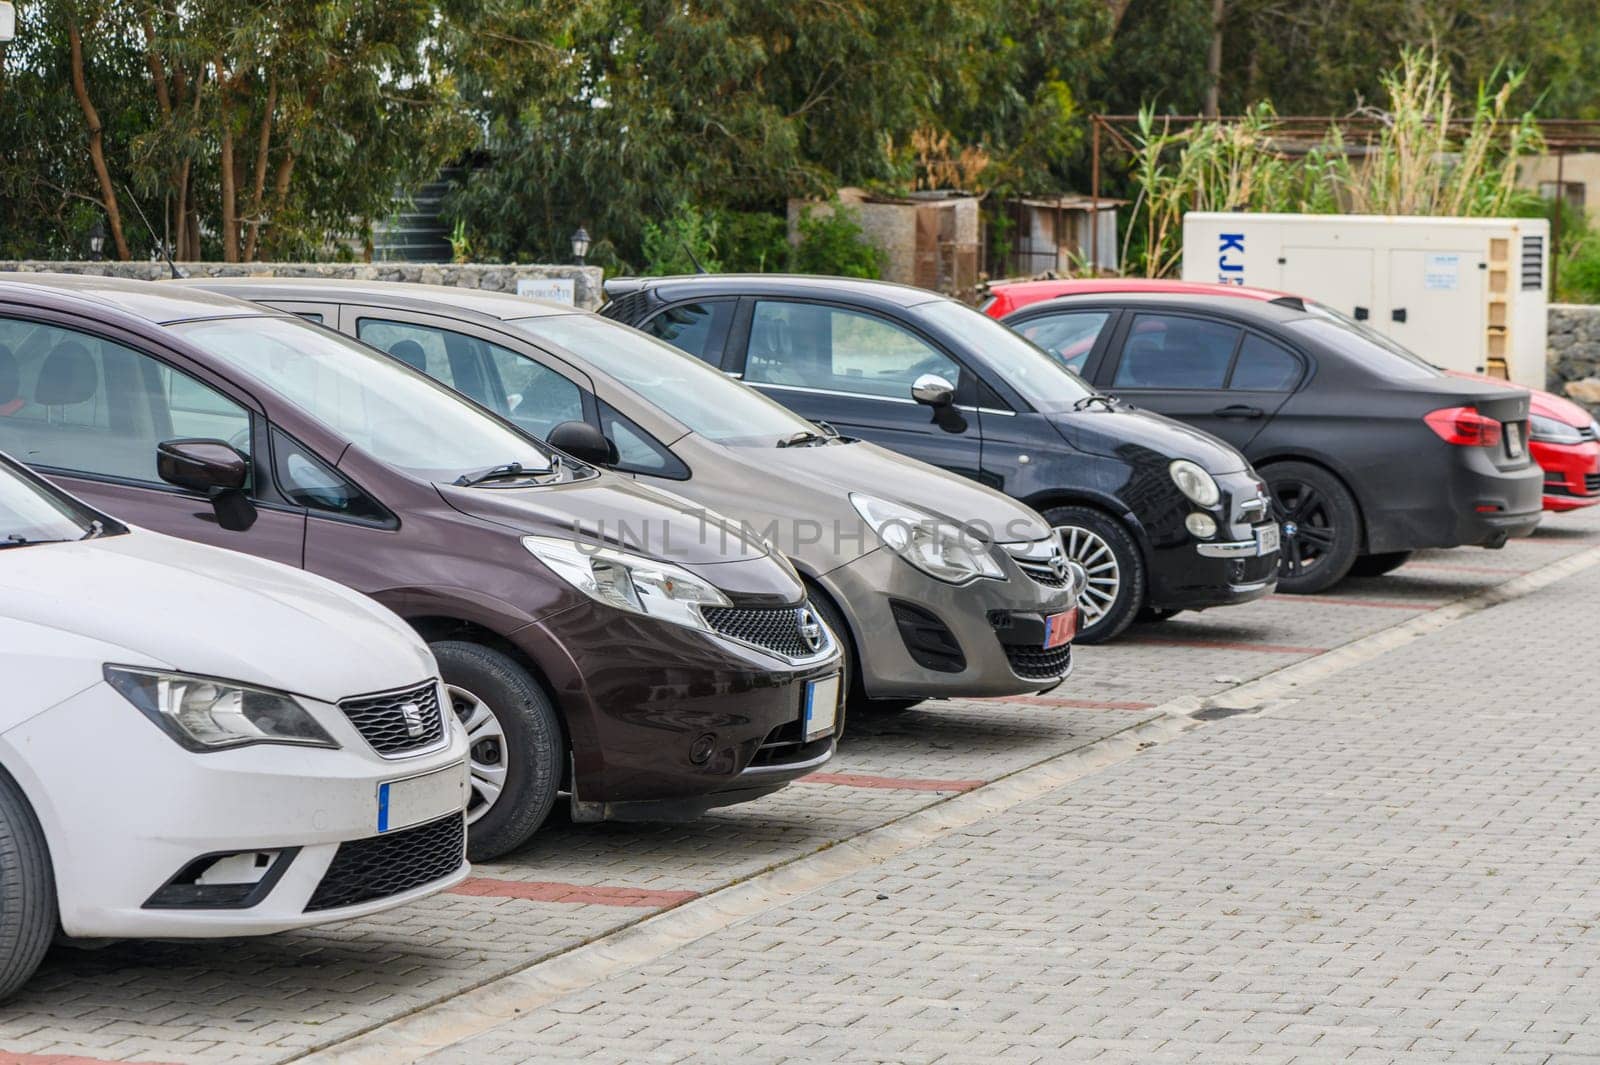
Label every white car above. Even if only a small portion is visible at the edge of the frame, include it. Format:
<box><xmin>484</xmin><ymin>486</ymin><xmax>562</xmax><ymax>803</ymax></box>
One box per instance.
<box><xmin>0</xmin><ymin>452</ymin><xmax>471</xmax><ymax>998</ymax></box>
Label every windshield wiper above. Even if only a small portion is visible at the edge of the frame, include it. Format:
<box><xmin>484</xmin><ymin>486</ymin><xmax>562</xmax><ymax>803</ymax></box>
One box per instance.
<box><xmin>2</xmin><ymin>534</ymin><xmax>71</xmax><ymax>549</ymax></box>
<box><xmin>454</xmin><ymin>461</ymin><xmax>539</xmax><ymax>487</ymax></box>
<box><xmin>776</xmin><ymin>430</ymin><xmax>831</xmax><ymax>448</ymax></box>
<box><xmin>1073</xmin><ymin>394</ymin><xmax>1119</xmax><ymax>412</ymax></box>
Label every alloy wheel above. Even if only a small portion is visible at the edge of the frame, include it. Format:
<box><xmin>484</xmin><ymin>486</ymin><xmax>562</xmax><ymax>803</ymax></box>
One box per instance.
<box><xmin>447</xmin><ymin>684</ymin><xmax>508</xmax><ymax>825</ymax></box>
<box><xmin>1056</xmin><ymin>524</ymin><xmax>1121</xmax><ymax>625</ymax></box>
<box><xmin>1270</xmin><ymin>477</ymin><xmax>1338</xmax><ymax>579</ymax></box>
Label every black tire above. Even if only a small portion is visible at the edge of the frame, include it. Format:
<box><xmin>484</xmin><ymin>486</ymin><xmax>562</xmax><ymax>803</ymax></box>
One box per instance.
<box><xmin>1348</xmin><ymin>550</ymin><xmax>1414</xmax><ymax>578</ymax></box>
<box><xmin>431</xmin><ymin>641</ymin><xmax>563</xmax><ymax>862</ymax></box>
<box><xmin>1264</xmin><ymin>461</ymin><xmax>1363</xmax><ymax>595</ymax></box>
<box><xmin>0</xmin><ymin>770</ymin><xmax>55</xmax><ymax>1002</ymax></box>
<box><xmin>1044</xmin><ymin>505</ymin><xmax>1145</xmax><ymax>645</ymax></box>
<box><xmin>803</xmin><ymin>587</ymin><xmax>853</xmax><ymax>741</ymax></box>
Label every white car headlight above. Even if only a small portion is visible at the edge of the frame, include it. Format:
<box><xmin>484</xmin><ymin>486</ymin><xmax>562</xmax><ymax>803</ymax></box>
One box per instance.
<box><xmin>1169</xmin><ymin>459</ymin><xmax>1221</xmax><ymax>507</ymax></box>
<box><xmin>1529</xmin><ymin>413</ymin><xmax>1584</xmax><ymax>445</ymax></box>
<box><xmin>850</xmin><ymin>493</ymin><xmax>1004</xmax><ymax>585</ymax></box>
<box><xmin>104</xmin><ymin>666</ymin><xmax>339</xmax><ymax>752</ymax></box>
<box><xmin>524</xmin><ymin>536</ymin><xmax>731</xmax><ymax>630</ymax></box>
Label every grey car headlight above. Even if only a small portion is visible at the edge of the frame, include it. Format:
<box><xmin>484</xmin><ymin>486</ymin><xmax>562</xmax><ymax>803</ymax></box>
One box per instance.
<box><xmin>1529</xmin><ymin>413</ymin><xmax>1584</xmax><ymax>445</ymax></box>
<box><xmin>1169</xmin><ymin>459</ymin><xmax>1221</xmax><ymax>507</ymax></box>
<box><xmin>104</xmin><ymin>666</ymin><xmax>339</xmax><ymax>752</ymax></box>
<box><xmin>523</xmin><ymin>536</ymin><xmax>732</xmax><ymax>630</ymax></box>
<box><xmin>850</xmin><ymin>493</ymin><xmax>1004</xmax><ymax>585</ymax></box>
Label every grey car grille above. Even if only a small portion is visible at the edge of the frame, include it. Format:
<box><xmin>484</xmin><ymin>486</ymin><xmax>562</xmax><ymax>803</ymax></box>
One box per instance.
<box><xmin>340</xmin><ymin>681</ymin><xmax>446</xmax><ymax>756</ymax></box>
<box><xmin>702</xmin><ymin>604</ymin><xmax>825</xmax><ymax>660</ymax></box>
<box><xmin>1002</xmin><ymin>540</ymin><xmax>1071</xmax><ymax>588</ymax></box>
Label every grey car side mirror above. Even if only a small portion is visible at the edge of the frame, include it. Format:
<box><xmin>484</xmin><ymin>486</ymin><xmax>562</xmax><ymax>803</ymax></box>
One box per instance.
<box><xmin>547</xmin><ymin>420</ymin><xmax>619</xmax><ymax>467</ymax></box>
<box><xmin>911</xmin><ymin>373</ymin><xmax>955</xmax><ymax>407</ymax></box>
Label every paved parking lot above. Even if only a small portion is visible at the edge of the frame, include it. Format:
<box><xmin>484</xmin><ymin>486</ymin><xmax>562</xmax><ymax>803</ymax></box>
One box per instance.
<box><xmin>6</xmin><ymin>509</ymin><xmax>1600</xmax><ymax>1065</ymax></box>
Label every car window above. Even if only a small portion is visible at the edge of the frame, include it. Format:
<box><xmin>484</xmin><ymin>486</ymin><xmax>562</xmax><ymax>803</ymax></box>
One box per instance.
<box><xmin>0</xmin><ymin>317</ymin><xmax>251</xmax><ymax>485</ymax></box>
<box><xmin>510</xmin><ymin>314</ymin><xmax>817</xmax><ymax>445</ymax></box>
<box><xmin>910</xmin><ymin>299</ymin><xmax>1093</xmax><ymax>409</ymax></box>
<box><xmin>1012</xmin><ymin>311</ymin><xmax>1111</xmax><ymax>373</ymax></box>
<box><xmin>1296</xmin><ymin>303</ymin><xmax>1441</xmax><ymax>379</ymax></box>
<box><xmin>174</xmin><ymin>316</ymin><xmax>556</xmax><ymax>481</ymax></box>
<box><xmin>357</xmin><ymin>318</ymin><xmax>584</xmax><ymax>440</ymax></box>
<box><xmin>1114</xmin><ymin>314</ymin><xmax>1241</xmax><ymax>390</ymax></box>
<box><xmin>0</xmin><ymin>456</ymin><xmax>106</xmax><ymax>545</ymax></box>
<box><xmin>598</xmin><ymin>400</ymin><xmax>688</xmax><ymax>478</ymax></box>
<box><xmin>642</xmin><ymin>302</ymin><xmax>732</xmax><ymax>366</ymax></box>
<box><xmin>744</xmin><ymin>301</ymin><xmax>960</xmax><ymax>400</ymax></box>
<box><xmin>270</xmin><ymin>429</ymin><xmax>387</xmax><ymax>522</ymax></box>
<box><xmin>1230</xmin><ymin>334</ymin><xmax>1301</xmax><ymax>391</ymax></box>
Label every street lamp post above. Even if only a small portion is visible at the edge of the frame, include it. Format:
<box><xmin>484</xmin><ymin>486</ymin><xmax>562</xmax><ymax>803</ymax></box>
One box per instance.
<box><xmin>570</xmin><ymin>227</ymin><xmax>591</xmax><ymax>266</ymax></box>
<box><xmin>88</xmin><ymin>219</ymin><xmax>106</xmax><ymax>262</ymax></box>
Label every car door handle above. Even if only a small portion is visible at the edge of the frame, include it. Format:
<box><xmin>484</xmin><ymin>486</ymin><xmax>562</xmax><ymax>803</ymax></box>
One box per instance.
<box><xmin>1214</xmin><ymin>404</ymin><xmax>1264</xmax><ymax>419</ymax></box>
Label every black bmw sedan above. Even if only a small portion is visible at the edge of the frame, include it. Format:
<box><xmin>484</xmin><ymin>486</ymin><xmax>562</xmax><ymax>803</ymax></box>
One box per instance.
<box><xmin>603</xmin><ymin>275</ymin><xmax>1279</xmax><ymax>643</ymax></box>
<box><xmin>1001</xmin><ymin>290</ymin><xmax>1544</xmax><ymax>592</ymax></box>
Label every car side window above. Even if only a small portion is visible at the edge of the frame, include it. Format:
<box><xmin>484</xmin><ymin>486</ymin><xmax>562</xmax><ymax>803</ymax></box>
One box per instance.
<box><xmin>643</xmin><ymin>302</ymin><xmax>732</xmax><ymax>366</ymax></box>
<box><xmin>1013</xmin><ymin>311</ymin><xmax>1111</xmax><ymax>373</ymax></box>
<box><xmin>744</xmin><ymin>301</ymin><xmax>959</xmax><ymax>399</ymax></box>
<box><xmin>0</xmin><ymin>317</ymin><xmax>251</xmax><ymax>485</ymax></box>
<box><xmin>1229</xmin><ymin>334</ymin><xmax>1302</xmax><ymax>391</ymax></box>
<box><xmin>598</xmin><ymin>400</ymin><xmax>688</xmax><ymax>479</ymax></box>
<box><xmin>271</xmin><ymin>429</ymin><xmax>388</xmax><ymax>523</ymax></box>
<box><xmin>356</xmin><ymin>318</ymin><xmax>583</xmax><ymax>440</ymax></box>
<box><xmin>1113</xmin><ymin>313</ymin><xmax>1241</xmax><ymax>390</ymax></box>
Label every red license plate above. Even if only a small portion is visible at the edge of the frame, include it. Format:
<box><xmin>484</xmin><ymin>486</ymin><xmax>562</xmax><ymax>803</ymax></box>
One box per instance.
<box><xmin>1043</xmin><ymin>610</ymin><xmax>1077</xmax><ymax>649</ymax></box>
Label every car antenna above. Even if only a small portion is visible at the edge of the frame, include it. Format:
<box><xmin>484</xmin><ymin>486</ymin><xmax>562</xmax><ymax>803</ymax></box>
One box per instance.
<box><xmin>681</xmin><ymin>239</ymin><xmax>710</xmax><ymax>275</ymax></box>
<box><xmin>121</xmin><ymin>185</ymin><xmax>186</xmax><ymax>279</ymax></box>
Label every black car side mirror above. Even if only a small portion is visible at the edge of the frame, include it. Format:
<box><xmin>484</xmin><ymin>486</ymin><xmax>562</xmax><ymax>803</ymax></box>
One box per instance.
<box><xmin>910</xmin><ymin>373</ymin><xmax>956</xmax><ymax>407</ymax></box>
<box><xmin>157</xmin><ymin>438</ymin><xmax>257</xmax><ymax>531</ymax></box>
<box><xmin>547</xmin><ymin>420</ymin><xmax>619</xmax><ymax>467</ymax></box>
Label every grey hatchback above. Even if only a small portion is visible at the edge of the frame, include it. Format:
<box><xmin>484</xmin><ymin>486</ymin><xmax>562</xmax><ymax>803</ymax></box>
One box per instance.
<box><xmin>188</xmin><ymin>278</ymin><xmax>1083</xmax><ymax>717</ymax></box>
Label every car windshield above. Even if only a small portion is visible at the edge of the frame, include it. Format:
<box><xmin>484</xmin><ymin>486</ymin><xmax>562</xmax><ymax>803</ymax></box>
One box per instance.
<box><xmin>174</xmin><ymin>316</ymin><xmax>556</xmax><ymax>480</ymax></box>
<box><xmin>0</xmin><ymin>458</ymin><xmax>105</xmax><ymax>548</ymax></box>
<box><xmin>910</xmin><ymin>299</ymin><xmax>1094</xmax><ymax>410</ymax></box>
<box><xmin>510</xmin><ymin>314</ymin><xmax>822</xmax><ymax>445</ymax></box>
<box><xmin>1286</xmin><ymin>309</ymin><xmax>1441</xmax><ymax>381</ymax></box>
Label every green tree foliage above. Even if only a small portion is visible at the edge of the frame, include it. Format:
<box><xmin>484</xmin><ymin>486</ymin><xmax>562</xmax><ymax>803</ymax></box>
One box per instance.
<box><xmin>789</xmin><ymin>206</ymin><xmax>886</xmax><ymax>280</ymax></box>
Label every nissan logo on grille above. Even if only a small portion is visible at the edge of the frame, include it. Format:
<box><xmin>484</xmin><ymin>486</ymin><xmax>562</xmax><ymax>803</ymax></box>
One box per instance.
<box><xmin>798</xmin><ymin>607</ymin><xmax>825</xmax><ymax>654</ymax></box>
<box><xmin>400</xmin><ymin>702</ymin><xmax>425</xmax><ymax>738</ymax></box>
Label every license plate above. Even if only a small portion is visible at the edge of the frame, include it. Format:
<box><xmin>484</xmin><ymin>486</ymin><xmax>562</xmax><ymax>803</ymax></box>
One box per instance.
<box><xmin>1255</xmin><ymin>523</ymin><xmax>1281</xmax><ymax>557</ymax></box>
<box><xmin>1505</xmin><ymin>422</ymin><xmax>1525</xmax><ymax>459</ymax></box>
<box><xmin>1043</xmin><ymin>609</ymin><xmax>1077</xmax><ymax>649</ymax></box>
<box><xmin>378</xmin><ymin>763</ymin><xmax>467</xmax><ymax>833</ymax></box>
<box><xmin>803</xmin><ymin>674</ymin><xmax>841</xmax><ymax>742</ymax></box>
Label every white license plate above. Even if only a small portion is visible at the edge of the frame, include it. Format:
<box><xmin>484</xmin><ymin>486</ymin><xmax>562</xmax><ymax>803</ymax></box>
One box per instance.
<box><xmin>1505</xmin><ymin>422</ymin><xmax>1525</xmax><ymax>459</ymax></box>
<box><xmin>378</xmin><ymin>763</ymin><xmax>467</xmax><ymax>833</ymax></box>
<box><xmin>803</xmin><ymin>674</ymin><xmax>841</xmax><ymax>742</ymax></box>
<box><xmin>1255</xmin><ymin>523</ymin><xmax>1281</xmax><ymax>557</ymax></box>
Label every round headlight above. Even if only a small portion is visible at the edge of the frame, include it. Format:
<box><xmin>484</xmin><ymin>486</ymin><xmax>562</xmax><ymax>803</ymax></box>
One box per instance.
<box><xmin>1185</xmin><ymin>512</ymin><xmax>1218</xmax><ymax>538</ymax></box>
<box><xmin>1169</xmin><ymin>459</ymin><xmax>1221</xmax><ymax>507</ymax></box>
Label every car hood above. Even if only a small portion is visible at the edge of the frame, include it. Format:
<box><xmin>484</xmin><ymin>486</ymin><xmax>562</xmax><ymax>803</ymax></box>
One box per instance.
<box><xmin>749</xmin><ymin>439</ymin><xmax>1054</xmax><ymax>541</ymax></box>
<box><xmin>1446</xmin><ymin>369</ymin><xmax>1592</xmax><ymax>427</ymax></box>
<box><xmin>1050</xmin><ymin>405</ymin><xmax>1251</xmax><ymax>474</ymax></box>
<box><xmin>436</xmin><ymin>472</ymin><xmax>770</xmax><ymax>565</ymax></box>
<box><xmin>0</xmin><ymin>529</ymin><xmax>435</xmax><ymax>703</ymax></box>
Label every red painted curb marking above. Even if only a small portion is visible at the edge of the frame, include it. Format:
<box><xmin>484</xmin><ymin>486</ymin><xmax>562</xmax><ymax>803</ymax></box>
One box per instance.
<box><xmin>450</xmin><ymin>878</ymin><xmax>699</xmax><ymax>908</ymax></box>
<box><xmin>0</xmin><ymin>1057</ymin><xmax>180</xmax><ymax>1065</ymax></box>
<box><xmin>1128</xmin><ymin>637</ymin><xmax>1326</xmax><ymax>655</ymax></box>
<box><xmin>1273</xmin><ymin>595</ymin><xmax>1438</xmax><ymax>611</ymax></box>
<box><xmin>799</xmin><ymin>772</ymin><xmax>986</xmax><ymax>793</ymax></box>
<box><xmin>995</xmin><ymin>695</ymin><xmax>1158</xmax><ymax>711</ymax></box>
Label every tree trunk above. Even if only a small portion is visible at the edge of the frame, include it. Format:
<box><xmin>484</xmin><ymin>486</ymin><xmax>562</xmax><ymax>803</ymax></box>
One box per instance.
<box><xmin>242</xmin><ymin>75</ymin><xmax>277</xmax><ymax>262</ymax></box>
<box><xmin>67</xmin><ymin>20</ymin><xmax>131</xmax><ymax>260</ymax></box>
<box><xmin>215</xmin><ymin>58</ymin><xmax>239</xmax><ymax>262</ymax></box>
<box><xmin>1203</xmin><ymin>0</ymin><xmax>1225</xmax><ymax>118</ymax></box>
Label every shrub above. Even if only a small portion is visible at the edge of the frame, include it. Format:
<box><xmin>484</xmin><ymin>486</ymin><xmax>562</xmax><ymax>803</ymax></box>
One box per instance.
<box><xmin>791</xmin><ymin>206</ymin><xmax>886</xmax><ymax>279</ymax></box>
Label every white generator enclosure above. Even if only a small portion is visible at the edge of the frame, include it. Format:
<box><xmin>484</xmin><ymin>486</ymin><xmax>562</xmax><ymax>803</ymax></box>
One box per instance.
<box><xmin>1181</xmin><ymin>213</ymin><xmax>1549</xmax><ymax>389</ymax></box>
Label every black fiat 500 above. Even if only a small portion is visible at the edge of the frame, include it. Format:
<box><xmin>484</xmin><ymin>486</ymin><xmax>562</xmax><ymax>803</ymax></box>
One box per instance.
<box><xmin>1002</xmin><ymin>291</ymin><xmax>1544</xmax><ymax>591</ymax></box>
<box><xmin>604</xmin><ymin>275</ymin><xmax>1279</xmax><ymax>643</ymax></box>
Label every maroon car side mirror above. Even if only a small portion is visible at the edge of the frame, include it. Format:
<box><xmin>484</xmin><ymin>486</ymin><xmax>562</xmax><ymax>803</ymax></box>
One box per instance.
<box><xmin>156</xmin><ymin>439</ymin><xmax>257</xmax><ymax>531</ymax></box>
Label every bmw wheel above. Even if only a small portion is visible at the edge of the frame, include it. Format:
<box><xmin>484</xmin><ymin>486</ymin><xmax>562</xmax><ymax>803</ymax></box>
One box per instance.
<box><xmin>1044</xmin><ymin>505</ymin><xmax>1144</xmax><ymax>644</ymax></box>
<box><xmin>1264</xmin><ymin>461</ymin><xmax>1362</xmax><ymax>594</ymax></box>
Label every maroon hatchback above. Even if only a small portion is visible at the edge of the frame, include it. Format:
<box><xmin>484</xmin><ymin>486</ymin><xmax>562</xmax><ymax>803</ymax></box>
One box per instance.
<box><xmin>0</xmin><ymin>275</ymin><xmax>842</xmax><ymax>860</ymax></box>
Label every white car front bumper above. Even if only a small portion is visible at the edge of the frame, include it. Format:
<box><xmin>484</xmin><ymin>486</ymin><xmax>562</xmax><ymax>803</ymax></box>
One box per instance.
<box><xmin>2</xmin><ymin>679</ymin><xmax>471</xmax><ymax>939</ymax></box>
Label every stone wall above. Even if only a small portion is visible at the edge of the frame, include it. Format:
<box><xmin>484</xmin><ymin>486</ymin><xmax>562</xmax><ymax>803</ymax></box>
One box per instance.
<box><xmin>0</xmin><ymin>260</ymin><xmax>606</xmax><ymax>310</ymax></box>
<box><xmin>1547</xmin><ymin>304</ymin><xmax>1600</xmax><ymax>409</ymax></box>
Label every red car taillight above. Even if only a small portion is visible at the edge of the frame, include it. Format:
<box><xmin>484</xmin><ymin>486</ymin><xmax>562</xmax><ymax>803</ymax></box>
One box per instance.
<box><xmin>1424</xmin><ymin>406</ymin><xmax>1503</xmax><ymax>448</ymax></box>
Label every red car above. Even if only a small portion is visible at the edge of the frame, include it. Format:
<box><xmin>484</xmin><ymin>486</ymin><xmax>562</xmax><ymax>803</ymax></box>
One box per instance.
<box><xmin>984</xmin><ymin>278</ymin><xmax>1600</xmax><ymax>512</ymax></box>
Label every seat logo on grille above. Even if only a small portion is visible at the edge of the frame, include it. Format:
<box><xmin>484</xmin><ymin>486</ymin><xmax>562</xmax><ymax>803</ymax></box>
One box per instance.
<box><xmin>400</xmin><ymin>702</ymin><xmax>426</xmax><ymax>738</ymax></box>
<box><xmin>798</xmin><ymin>607</ymin><xmax>825</xmax><ymax>654</ymax></box>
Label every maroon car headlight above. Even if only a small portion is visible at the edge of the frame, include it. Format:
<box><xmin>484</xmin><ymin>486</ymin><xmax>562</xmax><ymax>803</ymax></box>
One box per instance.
<box><xmin>522</xmin><ymin>535</ymin><xmax>733</xmax><ymax>631</ymax></box>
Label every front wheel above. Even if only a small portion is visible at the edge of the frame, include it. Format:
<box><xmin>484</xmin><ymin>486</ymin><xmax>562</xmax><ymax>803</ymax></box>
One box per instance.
<box><xmin>0</xmin><ymin>770</ymin><xmax>55</xmax><ymax>1002</ymax></box>
<box><xmin>1264</xmin><ymin>461</ymin><xmax>1362</xmax><ymax>594</ymax></box>
<box><xmin>1044</xmin><ymin>505</ymin><xmax>1145</xmax><ymax>644</ymax></box>
<box><xmin>431</xmin><ymin>641</ymin><xmax>563</xmax><ymax>862</ymax></box>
